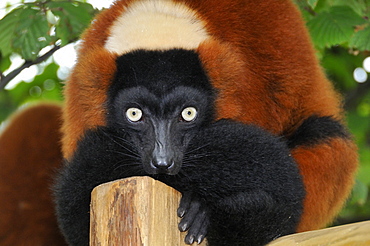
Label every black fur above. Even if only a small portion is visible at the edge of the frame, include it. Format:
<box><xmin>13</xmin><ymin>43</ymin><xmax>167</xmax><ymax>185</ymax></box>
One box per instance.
<box><xmin>287</xmin><ymin>115</ymin><xmax>350</xmax><ymax>149</ymax></box>
<box><xmin>109</xmin><ymin>49</ymin><xmax>214</xmax><ymax>99</ymax></box>
<box><xmin>54</xmin><ymin>120</ymin><xmax>304</xmax><ymax>246</ymax></box>
<box><xmin>162</xmin><ymin>120</ymin><xmax>305</xmax><ymax>245</ymax></box>
<box><xmin>55</xmin><ymin>49</ymin><xmax>305</xmax><ymax>246</ymax></box>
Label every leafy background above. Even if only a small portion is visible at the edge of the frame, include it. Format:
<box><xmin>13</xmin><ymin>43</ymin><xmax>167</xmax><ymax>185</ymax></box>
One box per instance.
<box><xmin>0</xmin><ymin>0</ymin><xmax>370</xmax><ymax>224</ymax></box>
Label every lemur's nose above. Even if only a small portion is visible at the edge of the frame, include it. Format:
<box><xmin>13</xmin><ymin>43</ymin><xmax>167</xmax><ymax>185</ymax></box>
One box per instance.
<box><xmin>152</xmin><ymin>156</ymin><xmax>174</xmax><ymax>172</ymax></box>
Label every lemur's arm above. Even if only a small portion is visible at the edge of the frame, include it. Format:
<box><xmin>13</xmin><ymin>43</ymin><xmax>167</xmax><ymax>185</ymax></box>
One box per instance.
<box><xmin>54</xmin><ymin>128</ymin><xmax>145</xmax><ymax>246</ymax></box>
<box><xmin>159</xmin><ymin>119</ymin><xmax>305</xmax><ymax>246</ymax></box>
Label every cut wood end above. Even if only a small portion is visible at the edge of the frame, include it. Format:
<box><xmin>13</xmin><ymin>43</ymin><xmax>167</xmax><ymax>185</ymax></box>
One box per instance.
<box><xmin>90</xmin><ymin>176</ymin><xmax>207</xmax><ymax>246</ymax></box>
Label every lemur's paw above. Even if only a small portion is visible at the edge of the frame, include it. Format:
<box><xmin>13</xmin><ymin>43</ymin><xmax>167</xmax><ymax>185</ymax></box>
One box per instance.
<box><xmin>177</xmin><ymin>192</ymin><xmax>209</xmax><ymax>245</ymax></box>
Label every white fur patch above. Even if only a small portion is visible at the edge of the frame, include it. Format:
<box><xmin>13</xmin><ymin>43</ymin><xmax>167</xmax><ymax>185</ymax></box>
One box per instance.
<box><xmin>105</xmin><ymin>0</ymin><xmax>209</xmax><ymax>55</ymax></box>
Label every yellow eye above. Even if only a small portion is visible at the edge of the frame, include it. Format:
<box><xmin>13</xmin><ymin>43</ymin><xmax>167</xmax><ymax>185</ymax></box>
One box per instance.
<box><xmin>181</xmin><ymin>107</ymin><xmax>197</xmax><ymax>122</ymax></box>
<box><xmin>126</xmin><ymin>108</ymin><xmax>143</xmax><ymax>122</ymax></box>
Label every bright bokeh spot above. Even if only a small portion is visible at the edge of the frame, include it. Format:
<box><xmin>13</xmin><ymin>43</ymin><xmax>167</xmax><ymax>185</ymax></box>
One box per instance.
<box><xmin>363</xmin><ymin>57</ymin><xmax>370</xmax><ymax>73</ymax></box>
<box><xmin>88</xmin><ymin>0</ymin><xmax>113</xmax><ymax>9</ymax></box>
<box><xmin>54</xmin><ymin>43</ymin><xmax>78</xmax><ymax>79</ymax></box>
<box><xmin>353</xmin><ymin>67</ymin><xmax>368</xmax><ymax>83</ymax></box>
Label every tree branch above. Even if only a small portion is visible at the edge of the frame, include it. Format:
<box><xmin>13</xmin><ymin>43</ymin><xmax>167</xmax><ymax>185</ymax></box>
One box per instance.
<box><xmin>303</xmin><ymin>6</ymin><xmax>317</xmax><ymax>16</ymax></box>
<box><xmin>0</xmin><ymin>45</ymin><xmax>61</xmax><ymax>90</ymax></box>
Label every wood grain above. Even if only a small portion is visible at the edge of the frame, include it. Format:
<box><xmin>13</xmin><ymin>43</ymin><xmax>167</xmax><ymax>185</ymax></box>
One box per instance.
<box><xmin>90</xmin><ymin>176</ymin><xmax>207</xmax><ymax>246</ymax></box>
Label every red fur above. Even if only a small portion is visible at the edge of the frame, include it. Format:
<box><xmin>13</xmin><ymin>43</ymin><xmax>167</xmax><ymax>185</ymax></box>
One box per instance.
<box><xmin>0</xmin><ymin>104</ymin><xmax>66</xmax><ymax>245</ymax></box>
<box><xmin>293</xmin><ymin>139</ymin><xmax>358</xmax><ymax>231</ymax></box>
<box><xmin>62</xmin><ymin>47</ymin><xmax>116</xmax><ymax>159</ymax></box>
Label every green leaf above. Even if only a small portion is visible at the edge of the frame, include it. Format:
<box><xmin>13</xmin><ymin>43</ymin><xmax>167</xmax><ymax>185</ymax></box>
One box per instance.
<box><xmin>0</xmin><ymin>4</ymin><xmax>53</xmax><ymax>61</ymax></box>
<box><xmin>12</xmin><ymin>6</ymin><xmax>52</xmax><ymax>60</ymax></box>
<box><xmin>307</xmin><ymin>6</ymin><xmax>366</xmax><ymax>48</ymax></box>
<box><xmin>312</xmin><ymin>0</ymin><xmax>333</xmax><ymax>12</ymax></box>
<box><xmin>308</xmin><ymin>0</ymin><xmax>319</xmax><ymax>9</ymax></box>
<box><xmin>0</xmin><ymin>7</ymin><xmax>24</xmax><ymax>57</ymax></box>
<box><xmin>349</xmin><ymin>24</ymin><xmax>370</xmax><ymax>51</ymax></box>
<box><xmin>331</xmin><ymin>0</ymin><xmax>370</xmax><ymax>16</ymax></box>
<box><xmin>47</xmin><ymin>2</ymin><xmax>96</xmax><ymax>45</ymax></box>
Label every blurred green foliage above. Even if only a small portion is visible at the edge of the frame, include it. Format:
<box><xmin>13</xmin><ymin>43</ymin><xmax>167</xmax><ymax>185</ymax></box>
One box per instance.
<box><xmin>0</xmin><ymin>0</ymin><xmax>369</xmax><ymax>224</ymax></box>
<box><xmin>0</xmin><ymin>62</ymin><xmax>63</xmax><ymax>121</ymax></box>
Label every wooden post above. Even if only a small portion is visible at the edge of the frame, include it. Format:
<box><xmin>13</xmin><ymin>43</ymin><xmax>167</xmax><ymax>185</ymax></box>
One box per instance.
<box><xmin>90</xmin><ymin>176</ymin><xmax>370</xmax><ymax>246</ymax></box>
<box><xmin>90</xmin><ymin>176</ymin><xmax>207</xmax><ymax>246</ymax></box>
<box><xmin>268</xmin><ymin>220</ymin><xmax>370</xmax><ymax>246</ymax></box>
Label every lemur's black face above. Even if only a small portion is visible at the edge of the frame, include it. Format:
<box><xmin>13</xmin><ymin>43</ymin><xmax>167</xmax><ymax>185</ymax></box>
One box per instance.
<box><xmin>108</xmin><ymin>49</ymin><xmax>215</xmax><ymax>175</ymax></box>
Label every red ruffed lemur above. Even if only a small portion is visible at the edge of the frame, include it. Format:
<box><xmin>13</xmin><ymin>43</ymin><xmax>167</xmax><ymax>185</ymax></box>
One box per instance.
<box><xmin>0</xmin><ymin>0</ymin><xmax>358</xmax><ymax>245</ymax></box>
